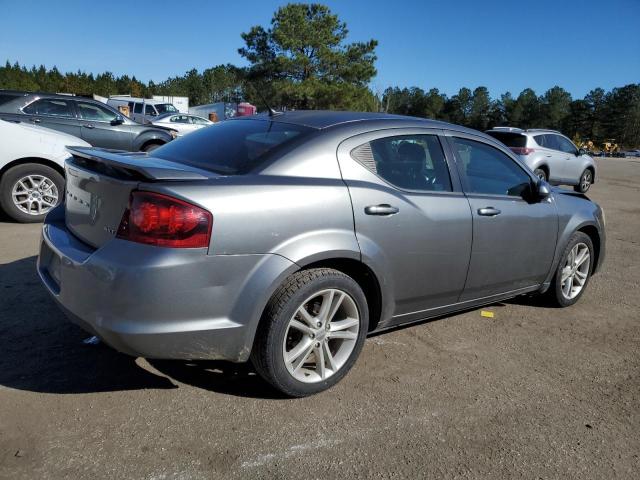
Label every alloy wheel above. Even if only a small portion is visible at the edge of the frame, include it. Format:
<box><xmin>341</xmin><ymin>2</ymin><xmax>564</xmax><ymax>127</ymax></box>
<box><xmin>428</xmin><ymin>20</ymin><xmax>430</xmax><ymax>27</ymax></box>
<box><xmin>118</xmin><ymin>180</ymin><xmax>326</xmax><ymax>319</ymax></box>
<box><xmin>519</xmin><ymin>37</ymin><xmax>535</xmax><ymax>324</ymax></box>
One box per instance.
<box><xmin>560</xmin><ymin>242</ymin><xmax>590</xmax><ymax>300</ymax></box>
<box><xmin>282</xmin><ymin>288</ymin><xmax>360</xmax><ymax>383</ymax></box>
<box><xmin>11</xmin><ymin>174</ymin><xmax>59</xmax><ymax>216</ymax></box>
<box><xmin>581</xmin><ymin>170</ymin><xmax>592</xmax><ymax>192</ymax></box>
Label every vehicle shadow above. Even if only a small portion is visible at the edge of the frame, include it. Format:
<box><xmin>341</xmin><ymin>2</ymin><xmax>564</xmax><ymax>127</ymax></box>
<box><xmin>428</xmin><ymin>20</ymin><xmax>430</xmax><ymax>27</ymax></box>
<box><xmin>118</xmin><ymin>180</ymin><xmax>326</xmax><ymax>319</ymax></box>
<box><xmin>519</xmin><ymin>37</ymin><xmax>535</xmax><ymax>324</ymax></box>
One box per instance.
<box><xmin>0</xmin><ymin>255</ymin><xmax>282</xmax><ymax>398</ymax></box>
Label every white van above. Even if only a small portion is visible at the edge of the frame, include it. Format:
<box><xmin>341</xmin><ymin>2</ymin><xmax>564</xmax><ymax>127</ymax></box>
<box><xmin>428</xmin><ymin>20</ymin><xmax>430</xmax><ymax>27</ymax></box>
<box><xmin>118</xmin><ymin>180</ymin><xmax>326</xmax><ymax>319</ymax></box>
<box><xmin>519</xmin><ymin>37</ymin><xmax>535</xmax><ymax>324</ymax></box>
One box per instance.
<box><xmin>107</xmin><ymin>96</ymin><xmax>179</xmax><ymax>124</ymax></box>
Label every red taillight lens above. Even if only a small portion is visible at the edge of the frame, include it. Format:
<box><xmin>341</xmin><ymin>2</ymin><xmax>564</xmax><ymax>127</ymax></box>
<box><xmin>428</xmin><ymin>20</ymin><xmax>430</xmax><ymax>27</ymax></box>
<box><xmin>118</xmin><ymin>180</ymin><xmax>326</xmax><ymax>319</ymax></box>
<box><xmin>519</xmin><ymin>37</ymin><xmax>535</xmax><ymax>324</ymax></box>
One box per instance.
<box><xmin>117</xmin><ymin>191</ymin><xmax>212</xmax><ymax>248</ymax></box>
<box><xmin>510</xmin><ymin>147</ymin><xmax>535</xmax><ymax>155</ymax></box>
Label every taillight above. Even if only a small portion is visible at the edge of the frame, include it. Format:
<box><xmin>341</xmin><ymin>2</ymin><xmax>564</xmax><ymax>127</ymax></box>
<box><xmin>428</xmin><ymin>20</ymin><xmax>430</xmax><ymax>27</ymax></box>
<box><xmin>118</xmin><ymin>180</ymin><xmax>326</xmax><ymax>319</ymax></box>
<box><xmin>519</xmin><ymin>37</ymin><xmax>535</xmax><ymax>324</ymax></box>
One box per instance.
<box><xmin>510</xmin><ymin>147</ymin><xmax>535</xmax><ymax>155</ymax></box>
<box><xmin>117</xmin><ymin>191</ymin><xmax>212</xmax><ymax>248</ymax></box>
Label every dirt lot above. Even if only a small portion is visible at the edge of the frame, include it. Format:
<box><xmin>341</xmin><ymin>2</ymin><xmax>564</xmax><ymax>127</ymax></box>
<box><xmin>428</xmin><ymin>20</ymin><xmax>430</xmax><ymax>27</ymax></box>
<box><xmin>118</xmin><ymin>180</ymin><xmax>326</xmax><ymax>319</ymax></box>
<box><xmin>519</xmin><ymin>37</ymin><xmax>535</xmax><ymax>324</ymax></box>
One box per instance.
<box><xmin>0</xmin><ymin>158</ymin><xmax>638</xmax><ymax>479</ymax></box>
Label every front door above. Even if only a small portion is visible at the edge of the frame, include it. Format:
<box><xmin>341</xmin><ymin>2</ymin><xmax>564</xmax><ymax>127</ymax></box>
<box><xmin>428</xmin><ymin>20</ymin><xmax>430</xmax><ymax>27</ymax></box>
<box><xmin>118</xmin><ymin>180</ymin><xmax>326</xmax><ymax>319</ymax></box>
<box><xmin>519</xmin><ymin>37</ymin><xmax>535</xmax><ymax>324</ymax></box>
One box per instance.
<box><xmin>337</xmin><ymin>129</ymin><xmax>472</xmax><ymax>324</ymax></box>
<box><xmin>447</xmin><ymin>135</ymin><xmax>558</xmax><ymax>301</ymax></box>
<box><xmin>75</xmin><ymin>100</ymin><xmax>133</xmax><ymax>150</ymax></box>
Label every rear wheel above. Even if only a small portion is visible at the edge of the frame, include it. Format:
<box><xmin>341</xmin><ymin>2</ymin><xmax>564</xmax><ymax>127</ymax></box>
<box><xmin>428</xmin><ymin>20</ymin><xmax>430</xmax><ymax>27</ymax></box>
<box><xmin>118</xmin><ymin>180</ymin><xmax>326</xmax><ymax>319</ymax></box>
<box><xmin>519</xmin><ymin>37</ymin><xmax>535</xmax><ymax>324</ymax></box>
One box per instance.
<box><xmin>546</xmin><ymin>231</ymin><xmax>594</xmax><ymax>307</ymax></box>
<box><xmin>533</xmin><ymin>168</ymin><xmax>547</xmax><ymax>182</ymax></box>
<box><xmin>142</xmin><ymin>142</ymin><xmax>163</xmax><ymax>153</ymax></box>
<box><xmin>574</xmin><ymin>169</ymin><xmax>593</xmax><ymax>193</ymax></box>
<box><xmin>0</xmin><ymin>163</ymin><xmax>64</xmax><ymax>223</ymax></box>
<box><xmin>251</xmin><ymin>268</ymin><xmax>368</xmax><ymax>397</ymax></box>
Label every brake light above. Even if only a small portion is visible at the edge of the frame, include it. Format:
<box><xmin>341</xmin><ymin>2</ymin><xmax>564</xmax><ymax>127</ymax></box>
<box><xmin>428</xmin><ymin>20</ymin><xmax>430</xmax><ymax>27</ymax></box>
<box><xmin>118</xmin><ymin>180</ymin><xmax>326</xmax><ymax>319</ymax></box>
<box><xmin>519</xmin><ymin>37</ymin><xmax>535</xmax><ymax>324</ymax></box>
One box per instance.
<box><xmin>117</xmin><ymin>191</ymin><xmax>212</xmax><ymax>248</ymax></box>
<box><xmin>510</xmin><ymin>147</ymin><xmax>535</xmax><ymax>155</ymax></box>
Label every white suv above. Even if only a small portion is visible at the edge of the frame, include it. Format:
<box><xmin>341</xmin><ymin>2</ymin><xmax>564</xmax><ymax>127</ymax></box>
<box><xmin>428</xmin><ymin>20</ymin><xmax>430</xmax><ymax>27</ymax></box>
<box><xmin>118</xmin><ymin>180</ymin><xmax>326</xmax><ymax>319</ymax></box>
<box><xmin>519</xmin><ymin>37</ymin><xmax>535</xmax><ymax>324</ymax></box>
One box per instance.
<box><xmin>486</xmin><ymin>127</ymin><xmax>596</xmax><ymax>193</ymax></box>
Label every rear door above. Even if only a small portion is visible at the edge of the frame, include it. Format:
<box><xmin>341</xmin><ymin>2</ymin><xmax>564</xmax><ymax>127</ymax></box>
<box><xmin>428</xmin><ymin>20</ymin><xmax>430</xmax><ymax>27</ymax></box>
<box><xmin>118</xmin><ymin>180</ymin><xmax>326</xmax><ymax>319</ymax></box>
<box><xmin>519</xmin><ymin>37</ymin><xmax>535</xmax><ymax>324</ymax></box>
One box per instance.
<box><xmin>447</xmin><ymin>134</ymin><xmax>558</xmax><ymax>301</ymax></box>
<box><xmin>337</xmin><ymin>129</ymin><xmax>472</xmax><ymax>325</ymax></box>
<box><xmin>21</xmin><ymin>98</ymin><xmax>82</xmax><ymax>138</ymax></box>
<box><xmin>75</xmin><ymin>100</ymin><xmax>133</xmax><ymax>150</ymax></box>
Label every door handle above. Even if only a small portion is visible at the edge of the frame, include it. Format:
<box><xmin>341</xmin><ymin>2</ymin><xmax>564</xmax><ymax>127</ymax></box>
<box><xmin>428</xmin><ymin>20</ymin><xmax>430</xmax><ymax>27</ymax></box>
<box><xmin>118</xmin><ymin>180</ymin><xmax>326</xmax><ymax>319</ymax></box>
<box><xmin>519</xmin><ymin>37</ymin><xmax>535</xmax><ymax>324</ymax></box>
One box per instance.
<box><xmin>83</xmin><ymin>124</ymin><xmax>95</xmax><ymax>129</ymax></box>
<box><xmin>477</xmin><ymin>207</ymin><xmax>501</xmax><ymax>216</ymax></box>
<box><xmin>365</xmin><ymin>204</ymin><xmax>399</xmax><ymax>216</ymax></box>
<box><xmin>30</xmin><ymin>118</ymin><xmax>41</xmax><ymax>124</ymax></box>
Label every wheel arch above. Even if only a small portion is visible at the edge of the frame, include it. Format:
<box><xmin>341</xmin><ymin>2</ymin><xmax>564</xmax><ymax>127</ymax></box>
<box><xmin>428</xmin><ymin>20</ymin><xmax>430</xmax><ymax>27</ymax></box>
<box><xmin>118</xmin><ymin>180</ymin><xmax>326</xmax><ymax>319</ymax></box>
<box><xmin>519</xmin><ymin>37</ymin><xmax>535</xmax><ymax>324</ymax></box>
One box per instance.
<box><xmin>577</xmin><ymin>224</ymin><xmax>601</xmax><ymax>273</ymax></box>
<box><xmin>296</xmin><ymin>257</ymin><xmax>384</xmax><ymax>333</ymax></box>
<box><xmin>0</xmin><ymin>157</ymin><xmax>65</xmax><ymax>180</ymax></box>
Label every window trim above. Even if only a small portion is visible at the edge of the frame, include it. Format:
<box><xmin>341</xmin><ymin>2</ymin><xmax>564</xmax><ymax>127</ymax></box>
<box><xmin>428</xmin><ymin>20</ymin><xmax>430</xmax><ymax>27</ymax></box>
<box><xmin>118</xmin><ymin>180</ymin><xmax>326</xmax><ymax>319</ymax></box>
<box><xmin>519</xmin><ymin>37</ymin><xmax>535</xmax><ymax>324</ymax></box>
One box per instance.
<box><xmin>442</xmin><ymin>131</ymin><xmax>538</xmax><ymax>201</ymax></box>
<box><xmin>20</xmin><ymin>97</ymin><xmax>77</xmax><ymax>119</ymax></box>
<box><xmin>340</xmin><ymin>127</ymin><xmax>464</xmax><ymax>196</ymax></box>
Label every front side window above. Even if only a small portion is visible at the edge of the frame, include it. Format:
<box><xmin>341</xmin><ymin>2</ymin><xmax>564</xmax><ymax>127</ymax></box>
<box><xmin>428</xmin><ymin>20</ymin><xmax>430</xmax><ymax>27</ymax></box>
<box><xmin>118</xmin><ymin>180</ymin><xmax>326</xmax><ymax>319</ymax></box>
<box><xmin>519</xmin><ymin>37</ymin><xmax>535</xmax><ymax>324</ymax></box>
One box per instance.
<box><xmin>23</xmin><ymin>98</ymin><xmax>74</xmax><ymax>117</ymax></box>
<box><xmin>351</xmin><ymin>134</ymin><xmax>452</xmax><ymax>192</ymax></box>
<box><xmin>76</xmin><ymin>101</ymin><xmax>117</xmax><ymax>122</ymax></box>
<box><xmin>145</xmin><ymin>104</ymin><xmax>157</xmax><ymax>116</ymax></box>
<box><xmin>556</xmin><ymin>135</ymin><xmax>577</xmax><ymax>155</ymax></box>
<box><xmin>451</xmin><ymin>137</ymin><xmax>532</xmax><ymax>197</ymax></box>
<box><xmin>155</xmin><ymin>103</ymin><xmax>178</xmax><ymax>114</ymax></box>
<box><xmin>190</xmin><ymin>116</ymin><xmax>209</xmax><ymax>125</ymax></box>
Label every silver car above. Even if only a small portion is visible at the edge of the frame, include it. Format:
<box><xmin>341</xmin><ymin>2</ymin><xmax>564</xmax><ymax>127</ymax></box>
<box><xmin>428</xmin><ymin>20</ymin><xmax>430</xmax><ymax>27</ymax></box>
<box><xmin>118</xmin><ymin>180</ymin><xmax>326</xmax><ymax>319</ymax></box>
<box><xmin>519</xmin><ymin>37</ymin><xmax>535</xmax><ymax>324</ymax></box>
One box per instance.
<box><xmin>485</xmin><ymin>127</ymin><xmax>596</xmax><ymax>193</ymax></box>
<box><xmin>37</xmin><ymin>112</ymin><xmax>606</xmax><ymax>397</ymax></box>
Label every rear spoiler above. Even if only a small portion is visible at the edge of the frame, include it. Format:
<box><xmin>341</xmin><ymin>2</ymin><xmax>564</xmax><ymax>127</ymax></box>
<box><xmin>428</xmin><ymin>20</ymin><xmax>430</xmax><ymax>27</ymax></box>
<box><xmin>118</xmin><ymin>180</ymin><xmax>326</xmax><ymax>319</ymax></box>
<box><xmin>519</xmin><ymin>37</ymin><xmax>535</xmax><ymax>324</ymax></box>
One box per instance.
<box><xmin>67</xmin><ymin>146</ymin><xmax>212</xmax><ymax>181</ymax></box>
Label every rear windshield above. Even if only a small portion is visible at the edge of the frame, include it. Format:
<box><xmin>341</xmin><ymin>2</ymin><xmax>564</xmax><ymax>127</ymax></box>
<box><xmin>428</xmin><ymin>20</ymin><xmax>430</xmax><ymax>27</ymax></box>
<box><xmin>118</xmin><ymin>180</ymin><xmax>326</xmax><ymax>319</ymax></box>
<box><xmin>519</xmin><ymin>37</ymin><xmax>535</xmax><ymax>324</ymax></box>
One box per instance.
<box><xmin>153</xmin><ymin>119</ymin><xmax>314</xmax><ymax>174</ymax></box>
<box><xmin>486</xmin><ymin>132</ymin><xmax>527</xmax><ymax>148</ymax></box>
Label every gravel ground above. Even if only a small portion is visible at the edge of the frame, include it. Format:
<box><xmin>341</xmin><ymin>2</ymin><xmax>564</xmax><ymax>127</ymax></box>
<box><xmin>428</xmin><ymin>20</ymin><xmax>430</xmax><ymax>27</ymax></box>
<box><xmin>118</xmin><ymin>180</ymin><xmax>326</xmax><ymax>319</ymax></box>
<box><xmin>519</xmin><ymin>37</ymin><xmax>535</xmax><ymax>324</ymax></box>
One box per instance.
<box><xmin>0</xmin><ymin>158</ymin><xmax>638</xmax><ymax>479</ymax></box>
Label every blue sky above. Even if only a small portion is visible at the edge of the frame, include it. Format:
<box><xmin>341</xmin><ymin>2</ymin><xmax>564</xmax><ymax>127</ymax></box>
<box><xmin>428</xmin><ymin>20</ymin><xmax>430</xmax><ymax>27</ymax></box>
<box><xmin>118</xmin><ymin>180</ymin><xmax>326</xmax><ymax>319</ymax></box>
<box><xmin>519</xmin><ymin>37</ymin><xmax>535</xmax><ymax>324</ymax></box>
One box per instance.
<box><xmin>1</xmin><ymin>0</ymin><xmax>638</xmax><ymax>98</ymax></box>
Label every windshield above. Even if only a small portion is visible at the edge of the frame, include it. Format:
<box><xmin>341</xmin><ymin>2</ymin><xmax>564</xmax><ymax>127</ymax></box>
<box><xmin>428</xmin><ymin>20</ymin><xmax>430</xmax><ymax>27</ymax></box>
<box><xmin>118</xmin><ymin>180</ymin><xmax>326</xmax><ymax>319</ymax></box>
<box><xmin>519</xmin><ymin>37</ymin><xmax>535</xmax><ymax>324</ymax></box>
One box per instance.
<box><xmin>153</xmin><ymin>119</ymin><xmax>314</xmax><ymax>174</ymax></box>
<box><xmin>155</xmin><ymin>103</ymin><xmax>178</xmax><ymax>114</ymax></box>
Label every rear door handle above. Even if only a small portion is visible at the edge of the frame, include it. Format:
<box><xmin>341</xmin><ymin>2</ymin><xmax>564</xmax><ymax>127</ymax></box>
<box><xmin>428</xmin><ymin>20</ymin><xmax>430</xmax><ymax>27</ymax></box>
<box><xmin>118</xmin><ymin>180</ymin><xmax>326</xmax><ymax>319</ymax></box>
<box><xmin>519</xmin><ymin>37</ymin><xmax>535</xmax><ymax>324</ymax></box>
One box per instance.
<box><xmin>365</xmin><ymin>204</ymin><xmax>399</xmax><ymax>216</ymax></box>
<box><xmin>30</xmin><ymin>118</ymin><xmax>41</xmax><ymax>124</ymax></box>
<box><xmin>83</xmin><ymin>124</ymin><xmax>95</xmax><ymax>129</ymax></box>
<box><xmin>477</xmin><ymin>207</ymin><xmax>501</xmax><ymax>216</ymax></box>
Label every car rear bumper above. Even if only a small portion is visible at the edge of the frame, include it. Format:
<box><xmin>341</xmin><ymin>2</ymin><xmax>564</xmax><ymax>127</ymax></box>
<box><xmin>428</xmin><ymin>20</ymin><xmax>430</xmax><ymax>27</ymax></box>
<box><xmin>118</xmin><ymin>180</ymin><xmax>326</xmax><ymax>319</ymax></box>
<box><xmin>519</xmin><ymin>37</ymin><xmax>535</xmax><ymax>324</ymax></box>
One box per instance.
<box><xmin>37</xmin><ymin>206</ymin><xmax>295</xmax><ymax>361</ymax></box>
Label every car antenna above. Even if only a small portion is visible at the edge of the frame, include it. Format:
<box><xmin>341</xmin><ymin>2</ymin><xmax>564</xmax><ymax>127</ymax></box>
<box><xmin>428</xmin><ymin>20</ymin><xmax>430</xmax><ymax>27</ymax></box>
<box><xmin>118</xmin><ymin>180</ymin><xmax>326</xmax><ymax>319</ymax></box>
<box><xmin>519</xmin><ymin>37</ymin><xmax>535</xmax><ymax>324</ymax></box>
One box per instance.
<box><xmin>245</xmin><ymin>80</ymin><xmax>282</xmax><ymax>117</ymax></box>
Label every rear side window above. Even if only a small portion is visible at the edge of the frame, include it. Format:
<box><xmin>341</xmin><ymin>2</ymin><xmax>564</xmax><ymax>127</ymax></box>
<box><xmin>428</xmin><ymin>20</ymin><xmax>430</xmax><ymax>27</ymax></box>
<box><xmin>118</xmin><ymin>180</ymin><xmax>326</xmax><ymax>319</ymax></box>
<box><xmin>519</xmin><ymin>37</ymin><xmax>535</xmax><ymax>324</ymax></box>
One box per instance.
<box><xmin>23</xmin><ymin>98</ymin><xmax>74</xmax><ymax>117</ymax></box>
<box><xmin>134</xmin><ymin>103</ymin><xmax>143</xmax><ymax>114</ymax></box>
<box><xmin>451</xmin><ymin>137</ymin><xmax>532</xmax><ymax>197</ymax></box>
<box><xmin>351</xmin><ymin>134</ymin><xmax>452</xmax><ymax>192</ymax></box>
<box><xmin>533</xmin><ymin>134</ymin><xmax>547</xmax><ymax>147</ymax></box>
<box><xmin>153</xmin><ymin>119</ymin><xmax>314</xmax><ymax>175</ymax></box>
<box><xmin>486</xmin><ymin>132</ymin><xmax>527</xmax><ymax>148</ymax></box>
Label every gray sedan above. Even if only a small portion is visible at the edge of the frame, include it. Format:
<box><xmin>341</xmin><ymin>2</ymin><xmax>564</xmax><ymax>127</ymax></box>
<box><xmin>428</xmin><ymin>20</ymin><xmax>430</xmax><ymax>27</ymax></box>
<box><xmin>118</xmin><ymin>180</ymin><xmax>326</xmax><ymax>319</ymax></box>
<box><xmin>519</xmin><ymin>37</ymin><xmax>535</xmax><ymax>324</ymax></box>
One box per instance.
<box><xmin>37</xmin><ymin>112</ymin><xmax>606</xmax><ymax>397</ymax></box>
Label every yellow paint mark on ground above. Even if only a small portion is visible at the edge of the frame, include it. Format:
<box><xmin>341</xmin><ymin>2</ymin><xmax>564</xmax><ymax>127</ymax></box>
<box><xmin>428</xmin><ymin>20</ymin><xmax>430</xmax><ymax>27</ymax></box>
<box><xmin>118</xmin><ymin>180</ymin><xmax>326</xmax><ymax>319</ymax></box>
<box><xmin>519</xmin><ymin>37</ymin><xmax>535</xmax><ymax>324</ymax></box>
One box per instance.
<box><xmin>480</xmin><ymin>310</ymin><xmax>495</xmax><ymax>318</ymax></box>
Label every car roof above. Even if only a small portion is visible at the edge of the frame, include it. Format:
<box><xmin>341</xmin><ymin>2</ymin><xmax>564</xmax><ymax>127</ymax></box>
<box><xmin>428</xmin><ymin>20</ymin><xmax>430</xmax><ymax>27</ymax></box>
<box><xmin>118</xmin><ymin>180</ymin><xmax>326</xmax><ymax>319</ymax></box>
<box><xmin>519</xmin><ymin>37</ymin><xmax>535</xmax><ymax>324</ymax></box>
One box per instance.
<box><xmin>230</xmin><ymin>110</ymin><xmax>485</xmax><ymax>135</ymax></box>
<box><xmin>486</xmin><ymin>126</ymin><xmax>561</xmax><ymax>136</ymax></box>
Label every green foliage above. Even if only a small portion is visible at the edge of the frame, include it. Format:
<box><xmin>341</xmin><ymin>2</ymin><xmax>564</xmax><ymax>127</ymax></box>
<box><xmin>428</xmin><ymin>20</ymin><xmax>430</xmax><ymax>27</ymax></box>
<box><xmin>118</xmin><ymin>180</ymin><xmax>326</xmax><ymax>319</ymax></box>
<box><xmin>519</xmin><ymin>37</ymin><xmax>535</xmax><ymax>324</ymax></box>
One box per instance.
<box><xmin>382</xmin><ymin>83</ymin><xmax>640</xmax><ymax>147</ymax></box>
<box><xmin>239</xmin><ymin>3</ymin><xmax>377</xmax><ymax>110</ymax></box>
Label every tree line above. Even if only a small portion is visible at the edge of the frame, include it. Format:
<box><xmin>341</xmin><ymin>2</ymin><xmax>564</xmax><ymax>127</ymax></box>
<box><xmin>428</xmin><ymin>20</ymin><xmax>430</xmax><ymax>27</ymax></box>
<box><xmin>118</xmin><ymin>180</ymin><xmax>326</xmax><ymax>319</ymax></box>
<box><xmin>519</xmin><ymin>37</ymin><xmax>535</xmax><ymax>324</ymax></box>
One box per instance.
<box><xmin>1</xmin><ymin>3</ymin><xmax>638</xmax><ymax>148</ymax></box>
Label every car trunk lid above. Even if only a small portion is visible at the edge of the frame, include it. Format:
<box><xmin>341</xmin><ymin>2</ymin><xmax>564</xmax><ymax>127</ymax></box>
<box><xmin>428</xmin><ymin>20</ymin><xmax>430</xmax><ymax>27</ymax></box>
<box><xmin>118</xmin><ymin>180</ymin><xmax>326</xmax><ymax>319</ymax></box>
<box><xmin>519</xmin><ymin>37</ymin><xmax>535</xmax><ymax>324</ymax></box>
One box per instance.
<box><xmin>64</xmin><ymin>147</ymin><xmax>215</xmax><ymax>248</ymax></box>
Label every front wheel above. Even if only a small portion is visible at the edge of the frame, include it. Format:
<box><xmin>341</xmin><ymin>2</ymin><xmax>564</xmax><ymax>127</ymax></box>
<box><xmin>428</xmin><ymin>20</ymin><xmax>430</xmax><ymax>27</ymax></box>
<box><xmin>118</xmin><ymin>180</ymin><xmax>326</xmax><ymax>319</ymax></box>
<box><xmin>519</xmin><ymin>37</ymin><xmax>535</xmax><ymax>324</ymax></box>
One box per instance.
<box><xmin>574</xmin><ymin>169</ymin><xmax>593</xmax><ymax>193</ymax></box>
<box><xmin>546</xmin><ymin>231</ymin><xmax>594</xmax><ymax>307</ymax></box>
<box><xmin>251</xmin><ymin>268</ymin><xmax>369</xmax><ymax>397</ymax></box>
<box><xmin>533</xmin><ymin>168</ymin><xmax>547</xmax><ymax>182</ymax></box>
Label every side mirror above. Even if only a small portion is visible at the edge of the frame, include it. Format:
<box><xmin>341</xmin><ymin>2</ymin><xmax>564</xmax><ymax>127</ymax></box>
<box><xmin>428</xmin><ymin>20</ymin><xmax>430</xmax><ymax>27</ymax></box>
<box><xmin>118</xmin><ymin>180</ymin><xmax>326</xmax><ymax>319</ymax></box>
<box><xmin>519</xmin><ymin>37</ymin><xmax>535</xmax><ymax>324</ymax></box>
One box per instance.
<box><xmin>577</xmin><ymin>148</ymin><xmax>586</xmax><ymax>156</ymax></box>
<box><xmin>536</xmin><ymin>179</ymin><xmax>551</xmax><ymax>200</ymax></box>
<box><xmin>112</xmin><ymin>115</ymin><xmax>124</xmax><ymax>125</ymax></box>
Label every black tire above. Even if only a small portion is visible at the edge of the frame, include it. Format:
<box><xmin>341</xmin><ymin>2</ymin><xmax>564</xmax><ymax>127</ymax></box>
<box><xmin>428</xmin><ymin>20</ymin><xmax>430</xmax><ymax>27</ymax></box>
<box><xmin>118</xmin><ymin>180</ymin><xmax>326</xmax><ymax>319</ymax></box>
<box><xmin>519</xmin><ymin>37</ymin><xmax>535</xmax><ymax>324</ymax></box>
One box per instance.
<box><xmin>142</xmin><ymin>142</ymin><xmax>163</xmax><ymax>153</ymax></box>
<box><xmin>533</xmin><ymin>168</ymin><xmax>547</xmax><ymax>182</ymax></box>
<box><xmin>546</xmin><ymin>231</ymin><xmax>594</xmax><ymax>307</ymax></box>
<box><xmin>0</xmin><ymin>163</ymin><xmax>64</xmax><ymax>223</ymax></box>
<box><xmin>574</xmin><ymin>168</ymin><xmax>593</xmax><ymax>193</ymax></box>
<box><xmin>251</xmin><ymin>268</ymin><xmax>369</xmax><ymax>397</ymax></box>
